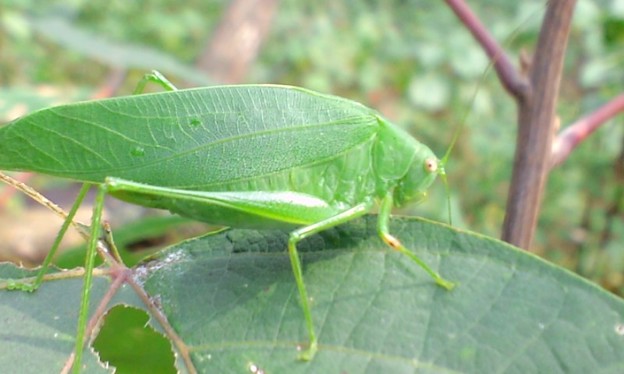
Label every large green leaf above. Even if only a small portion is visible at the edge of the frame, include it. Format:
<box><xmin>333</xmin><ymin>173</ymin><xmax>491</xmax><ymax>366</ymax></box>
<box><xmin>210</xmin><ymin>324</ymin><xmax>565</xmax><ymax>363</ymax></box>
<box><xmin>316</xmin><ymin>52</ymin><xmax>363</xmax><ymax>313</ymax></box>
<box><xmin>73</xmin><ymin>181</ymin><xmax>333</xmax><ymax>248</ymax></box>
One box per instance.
<box><xmin>3</xmin><ymin>216</ymin><xmax>622</xmax><ymax>373</ymax></box>
<box><xmin>139</xmin><ymin>216</ymin><xmax>624</xmax><ymax>373</ymax></box>
<box><xmin>0</xmin><ymin>265</ymin><xmax>142</xmax><ymax>373</ymax></box>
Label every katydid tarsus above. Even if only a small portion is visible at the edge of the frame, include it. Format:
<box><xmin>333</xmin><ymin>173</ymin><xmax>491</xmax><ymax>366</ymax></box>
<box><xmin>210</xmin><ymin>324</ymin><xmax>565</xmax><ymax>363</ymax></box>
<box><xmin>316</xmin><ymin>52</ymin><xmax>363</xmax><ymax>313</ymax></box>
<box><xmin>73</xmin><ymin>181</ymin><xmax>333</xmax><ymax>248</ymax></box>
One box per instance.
<box><xmin>0</xmin><ymin>71</ymin><xmax>459</xmax><ymax>370</ymax></box>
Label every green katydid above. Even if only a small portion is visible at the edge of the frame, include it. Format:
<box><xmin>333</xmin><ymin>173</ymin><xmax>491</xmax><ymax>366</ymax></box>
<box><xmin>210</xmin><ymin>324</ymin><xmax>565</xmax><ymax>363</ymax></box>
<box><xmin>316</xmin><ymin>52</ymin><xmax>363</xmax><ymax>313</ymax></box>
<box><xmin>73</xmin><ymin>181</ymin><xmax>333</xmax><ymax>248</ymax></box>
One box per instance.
<box><xmin>0</xmin><ymin>71</ymin><xmax>456</xmax><ymax>370</ymax></box>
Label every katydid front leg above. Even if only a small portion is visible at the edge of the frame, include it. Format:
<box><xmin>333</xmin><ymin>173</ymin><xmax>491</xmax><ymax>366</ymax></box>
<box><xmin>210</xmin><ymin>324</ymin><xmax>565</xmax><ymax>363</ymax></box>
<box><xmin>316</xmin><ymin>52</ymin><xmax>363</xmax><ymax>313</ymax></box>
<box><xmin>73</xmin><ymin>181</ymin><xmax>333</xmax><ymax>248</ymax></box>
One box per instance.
<box><xmin>378</xmin><ymin>193</ymin><xmax>455</xmax><ymax>290</ymax></box>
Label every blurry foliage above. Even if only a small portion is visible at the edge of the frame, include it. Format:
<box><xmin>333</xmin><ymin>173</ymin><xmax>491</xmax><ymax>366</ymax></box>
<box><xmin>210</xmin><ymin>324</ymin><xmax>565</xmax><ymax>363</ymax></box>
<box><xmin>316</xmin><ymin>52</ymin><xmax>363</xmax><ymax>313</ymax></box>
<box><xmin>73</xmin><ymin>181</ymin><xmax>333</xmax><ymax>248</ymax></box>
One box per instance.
<box><xmin>0</xmin><ymin>0</ymin><xmax>623</xmax><ymax>291</ymax></box>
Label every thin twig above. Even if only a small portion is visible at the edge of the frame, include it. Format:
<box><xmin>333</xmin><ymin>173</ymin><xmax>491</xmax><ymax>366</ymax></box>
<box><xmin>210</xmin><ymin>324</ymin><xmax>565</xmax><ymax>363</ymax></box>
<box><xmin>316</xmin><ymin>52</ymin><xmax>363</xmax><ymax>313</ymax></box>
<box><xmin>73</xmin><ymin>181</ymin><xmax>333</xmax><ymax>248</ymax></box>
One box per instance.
<box><xmin>125</xmin><ymin>274</ymin><xmax>198</xmax><ymax>374</ymax></box>
<box><xmin>0</xmin><ymin>172</ymin><xmax>32</xmax><ymax>207</ymax></box>
<box><xmin>61</xmin><ymin>265</ymin><xmax>129</xmax><ymax>374</ymax></box>
<box><xmin>0</xmin><ymin>171</ymin><xmax>90</xmax><ymax>238</ymax></box>
<box><xmin>444</xmin><ymin>0</ymin><xmax>530</xmax><ymax>99</ymax></box>
<box><xmin>0</xmin><ymin>267</ymin><xmax>111</xmax><ymax>290</ymax></box>
<box><xmin>551</xmin><ymin>93</ymin><xmax>624</xmax><ymax>168</ymax></box>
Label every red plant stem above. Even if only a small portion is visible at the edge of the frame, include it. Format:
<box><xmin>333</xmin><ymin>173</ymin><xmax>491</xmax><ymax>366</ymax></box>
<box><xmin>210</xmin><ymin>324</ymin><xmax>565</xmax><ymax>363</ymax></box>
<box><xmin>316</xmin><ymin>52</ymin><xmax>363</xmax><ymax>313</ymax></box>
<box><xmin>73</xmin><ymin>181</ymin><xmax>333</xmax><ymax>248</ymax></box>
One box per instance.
<box><xmin>444</xmin><ymin>0</ymin><xmax>529</xmax><ymax>98</ymax></box>
<box><xmin>551</xmin><ymin>93</ymin><xmax>624</xmax><ymax>168</ymax></box>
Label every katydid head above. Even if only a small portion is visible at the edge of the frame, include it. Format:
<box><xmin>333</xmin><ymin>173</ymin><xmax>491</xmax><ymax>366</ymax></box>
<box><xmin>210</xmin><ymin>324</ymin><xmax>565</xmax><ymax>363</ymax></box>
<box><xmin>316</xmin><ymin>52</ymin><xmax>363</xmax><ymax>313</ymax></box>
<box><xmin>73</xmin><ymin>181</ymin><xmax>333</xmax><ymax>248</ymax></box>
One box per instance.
<box><xmin>393</xmin><ymin>120</ymin><xmax>459</xmax><ymax>224</ymax></box>
<box><xmin>370</xmin><ymin>116</ymin><xmax>456</xmax><ymax>219</ymax></box>
<box><xmin>393</xmin><ymin>145</ymin><xmax>441</xmax><ymax>208</ymax></box>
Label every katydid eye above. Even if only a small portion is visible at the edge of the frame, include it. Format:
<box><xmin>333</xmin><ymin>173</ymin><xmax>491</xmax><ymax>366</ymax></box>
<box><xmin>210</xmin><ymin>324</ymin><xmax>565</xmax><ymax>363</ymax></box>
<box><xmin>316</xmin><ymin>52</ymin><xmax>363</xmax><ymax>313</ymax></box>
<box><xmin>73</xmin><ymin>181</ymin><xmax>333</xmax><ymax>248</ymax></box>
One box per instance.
<box><xmin>424</xmin><ymin>158</ymin><xmax>438</xmax><ymax>173</ymax></box>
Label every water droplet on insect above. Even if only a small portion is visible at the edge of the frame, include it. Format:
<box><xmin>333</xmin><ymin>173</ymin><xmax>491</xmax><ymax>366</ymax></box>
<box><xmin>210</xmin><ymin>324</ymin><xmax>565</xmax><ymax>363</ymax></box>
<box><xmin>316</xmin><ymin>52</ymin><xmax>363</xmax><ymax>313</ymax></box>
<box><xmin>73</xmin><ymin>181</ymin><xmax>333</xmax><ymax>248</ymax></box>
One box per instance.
<box><xmin>131</xmin><ymin>146</ymin><xmax>145</xmax><ymax>157</ymax></box>
<box><xmin>189</xmin><ymin>118</ymin><xmax>201</xmax><ymax>127</ymax></box>
<box><xmin>615</xmin><ymin>323</ymin><xmax>624</xmax><ymax>335</ymax></box>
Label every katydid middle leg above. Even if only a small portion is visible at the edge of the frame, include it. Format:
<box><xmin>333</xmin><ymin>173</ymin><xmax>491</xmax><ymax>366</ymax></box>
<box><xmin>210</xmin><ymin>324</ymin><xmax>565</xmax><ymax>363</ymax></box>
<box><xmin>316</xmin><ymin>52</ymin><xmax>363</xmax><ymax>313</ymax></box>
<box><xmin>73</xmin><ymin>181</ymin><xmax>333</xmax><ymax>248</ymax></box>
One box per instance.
<box><xmin>377</xmin><ymin>193</ymin><xmax>455</xmax><ymax>290</ymax></box>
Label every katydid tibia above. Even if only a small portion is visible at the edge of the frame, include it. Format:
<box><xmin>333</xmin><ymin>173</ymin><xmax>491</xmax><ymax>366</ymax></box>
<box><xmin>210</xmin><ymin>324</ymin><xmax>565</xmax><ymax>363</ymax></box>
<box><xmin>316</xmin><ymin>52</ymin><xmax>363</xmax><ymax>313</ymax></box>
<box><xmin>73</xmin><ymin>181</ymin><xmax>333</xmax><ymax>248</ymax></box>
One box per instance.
<box><xmin>0</xmin><ymin>71</ymin><xmax>455</xmax><ymax>369</ymax></box>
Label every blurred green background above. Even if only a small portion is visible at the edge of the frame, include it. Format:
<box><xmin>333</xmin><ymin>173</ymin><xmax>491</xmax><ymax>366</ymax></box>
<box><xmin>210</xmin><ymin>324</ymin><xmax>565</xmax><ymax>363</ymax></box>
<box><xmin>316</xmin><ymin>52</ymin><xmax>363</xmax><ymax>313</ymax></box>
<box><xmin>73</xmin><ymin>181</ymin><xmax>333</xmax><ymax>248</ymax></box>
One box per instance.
<box><xmin>0</xmin><ymin>0</ymin><xmax>622</xmax><ymax>293</ymax></box>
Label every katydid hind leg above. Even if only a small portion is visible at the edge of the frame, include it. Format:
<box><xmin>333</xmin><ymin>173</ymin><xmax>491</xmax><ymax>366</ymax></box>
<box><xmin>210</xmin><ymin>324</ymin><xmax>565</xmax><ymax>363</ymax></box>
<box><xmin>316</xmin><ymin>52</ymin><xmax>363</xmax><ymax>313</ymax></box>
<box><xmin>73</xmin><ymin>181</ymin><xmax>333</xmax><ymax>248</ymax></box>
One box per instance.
<box><xmin>287</xmin><ymin>202</ymin><xmax>372</xmax><ymax>360</ymax></box>
<box><xmin>378</xmin><ymin>194</ymin><xmax>455</xmax><ymax>290</ymax></box>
